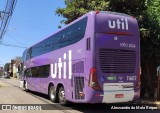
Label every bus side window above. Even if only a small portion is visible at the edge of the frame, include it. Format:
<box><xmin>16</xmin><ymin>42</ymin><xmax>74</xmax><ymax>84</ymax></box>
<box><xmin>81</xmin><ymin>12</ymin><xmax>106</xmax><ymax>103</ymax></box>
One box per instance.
<box><xmin>24</xmin><ymin>68</ymin><xmax>32</xmax><ymax>77</ymax></box>
<box><xmin>43</xmin><ymin>65</ymin><xmax>50</xmax><ymax>77</ymax></box>
<box><xmin>31</xmin><ymin>67</ymin><xmax>39</xmax><ymax>77</ymax></box>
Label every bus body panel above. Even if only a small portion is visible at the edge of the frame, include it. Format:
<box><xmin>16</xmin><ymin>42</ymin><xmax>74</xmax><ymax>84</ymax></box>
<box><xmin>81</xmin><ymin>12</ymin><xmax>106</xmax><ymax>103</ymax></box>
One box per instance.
<box><xmin>91</xmin><ymin>12</ymin><xmax>140</xmax><ymax>103</ymax></box>
<box><xmin>21</xmin><ymin>11</ymin><xmax>140</xmax><ymax>104</ymax></box>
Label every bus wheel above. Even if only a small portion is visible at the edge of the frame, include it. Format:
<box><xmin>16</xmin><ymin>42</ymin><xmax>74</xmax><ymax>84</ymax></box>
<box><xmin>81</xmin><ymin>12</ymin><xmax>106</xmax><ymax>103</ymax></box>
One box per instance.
<box><xmin>58</xmin><ymin>86</ymin><xmax>67</xmax><ymax>105</ymax></box>
<box><xmin>49</xmin><ymin>85</ymin><xmax>57</xmax><ymax>103</ymax></box>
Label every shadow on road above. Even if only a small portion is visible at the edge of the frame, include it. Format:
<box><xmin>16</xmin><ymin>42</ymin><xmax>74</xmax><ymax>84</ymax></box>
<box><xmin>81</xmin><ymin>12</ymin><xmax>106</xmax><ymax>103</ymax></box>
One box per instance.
<box><xmin>26</xmin><ymin>90</ymin><xmax>50</xmax><ymax>100</ymax></box>
<box><xmin>26</xmin><ymin>90</ymin><xmax>159</xmax><ymax>113</ymax></box>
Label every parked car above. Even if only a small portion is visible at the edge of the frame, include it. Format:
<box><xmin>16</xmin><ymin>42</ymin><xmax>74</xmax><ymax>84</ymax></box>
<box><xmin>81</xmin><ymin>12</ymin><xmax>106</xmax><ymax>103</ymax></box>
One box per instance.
<box><xmin>4</xmin><ymin>72</ymin><xmax>10</xmax><ymax>79</ymax></box>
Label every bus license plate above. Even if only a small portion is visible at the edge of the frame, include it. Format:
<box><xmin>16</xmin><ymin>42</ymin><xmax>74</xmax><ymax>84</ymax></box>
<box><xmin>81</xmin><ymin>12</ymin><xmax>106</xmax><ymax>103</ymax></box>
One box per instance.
<box><xmin>115</xmin><ymin>94</ymin><xmax>124</xmax><ymax>98</ymax></box>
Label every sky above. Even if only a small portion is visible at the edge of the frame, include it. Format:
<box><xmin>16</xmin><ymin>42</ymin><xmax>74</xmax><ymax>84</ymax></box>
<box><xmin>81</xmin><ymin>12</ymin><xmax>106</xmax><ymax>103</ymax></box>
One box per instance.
<box><xmin>0</xmin><ymin>0</ymin><xmax>65</xmax><ymax>66</ymax></box>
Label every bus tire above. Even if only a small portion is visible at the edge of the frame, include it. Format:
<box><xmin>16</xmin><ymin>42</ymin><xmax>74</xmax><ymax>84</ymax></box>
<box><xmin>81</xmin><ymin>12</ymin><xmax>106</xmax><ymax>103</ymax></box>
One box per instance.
<box><xmin>49</xmin><ymin>85</ymin><xmax>58</xmax><ymax>103</ymax></box>
<box><xmin>58</xmin><ymin>86</ymin><xmax>67</xmax><ymax>105</ymax></box>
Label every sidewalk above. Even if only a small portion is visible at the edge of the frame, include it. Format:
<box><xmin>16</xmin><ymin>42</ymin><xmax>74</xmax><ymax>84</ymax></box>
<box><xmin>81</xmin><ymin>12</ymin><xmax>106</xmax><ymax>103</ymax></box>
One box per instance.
<box><xmin>0</xmin><ymin>78</ymin><xmax>6</xmax><ymax>86</ymax></box>
<box><xmin>0</xmin><ymin>77</ymin><xmax>19</xmax><ymax>87</ymax></box>
<box><xmin>138</xmin><ymin>98</ymin><xmax>160</xmax><ymax>109</ymax></box>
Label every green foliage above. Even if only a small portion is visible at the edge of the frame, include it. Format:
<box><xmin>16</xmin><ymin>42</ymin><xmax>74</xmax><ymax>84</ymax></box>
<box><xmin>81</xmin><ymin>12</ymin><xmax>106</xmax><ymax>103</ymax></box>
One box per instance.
<box><xmin>147</xmin><ymin>0</ymin><xmax>160</xmax><ymax>22</ymax></box>
<box><xmin>139</xmin><ymin>0</ymin><xmax>160</xmax><ymax>63</ymax></box>
<box><xmin>56</xmin><ymin>0</ymin><xmax>109</xmax><ymax>24</ymax></box>
<box><xmin>4</xmin><ymin>63</ymin><xmax>9</xmax><ymax>72</ymax></box>
<box><xmin>109</xmin><ymin>0</ymin><xmax>147</xmax><ymax>15</ymax></box>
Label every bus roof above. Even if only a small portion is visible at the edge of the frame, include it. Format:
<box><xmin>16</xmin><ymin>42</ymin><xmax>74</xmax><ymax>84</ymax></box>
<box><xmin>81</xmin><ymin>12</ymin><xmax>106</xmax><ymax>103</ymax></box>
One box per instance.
<box><xmin>27</xmin><ymin>11</ymin><xmax>133</xmax><ymax>49</ymax></box>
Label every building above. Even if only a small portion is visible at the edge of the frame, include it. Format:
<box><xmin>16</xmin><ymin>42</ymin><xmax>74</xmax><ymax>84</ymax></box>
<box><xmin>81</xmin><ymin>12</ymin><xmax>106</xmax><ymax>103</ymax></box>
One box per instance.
<box><xmin>10</xmin><ymin>59</ymin><xmax>22</xmax><ymax>78</ymax></box>
<box><xmin>0</xmin><ymin>67</ymin><xmax>4</xmax><ymax>76</ymax></box>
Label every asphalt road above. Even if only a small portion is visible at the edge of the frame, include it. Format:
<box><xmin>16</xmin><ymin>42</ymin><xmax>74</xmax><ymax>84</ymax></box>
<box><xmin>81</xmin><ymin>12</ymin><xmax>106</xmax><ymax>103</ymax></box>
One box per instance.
<box><xmin>0</xmin><ymin>78</ymin><xmax>159</xmax><ymax>113</ymax></box>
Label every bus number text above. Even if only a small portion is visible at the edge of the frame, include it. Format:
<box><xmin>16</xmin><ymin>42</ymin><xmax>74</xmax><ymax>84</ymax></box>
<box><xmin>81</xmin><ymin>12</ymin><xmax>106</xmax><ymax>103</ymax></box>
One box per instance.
<box><xmin>120</xmin><ymin>42</ymin><xmax>136</xmax><ymax>48</ymax></box>
<box><xmin>127</xmin><ymin>76</ymin><xmax>137</xmax><ymax>81</ymax></box>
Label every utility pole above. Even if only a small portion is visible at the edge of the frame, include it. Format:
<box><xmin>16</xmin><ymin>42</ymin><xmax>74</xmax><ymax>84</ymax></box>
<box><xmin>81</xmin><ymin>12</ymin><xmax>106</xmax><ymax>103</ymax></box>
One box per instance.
<box><xmin>0</xmin><ymin>0</ymin><xmax>17</xmax><ymax>42</ymax></box>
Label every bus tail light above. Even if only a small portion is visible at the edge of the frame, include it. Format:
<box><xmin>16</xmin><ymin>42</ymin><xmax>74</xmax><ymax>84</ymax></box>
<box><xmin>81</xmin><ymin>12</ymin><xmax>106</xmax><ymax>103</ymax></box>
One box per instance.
<box><xmin>79</xmin><ymin>92</ymin><xmax>85</xmax><ymax>97</ymax></box>
<box><xmin>136</xmin><ymin>66</ymin><xmax>141</xmax><ymax>88</ymax></box>
<box><xmin>96</xmin><ymin>93</ymin><xmax>100</xmax><ymax>96</ymax></box>
<box><xmin>88</xmin><ymin>67</ymin><xmax>101</xmax><ymax>90</ymax></box>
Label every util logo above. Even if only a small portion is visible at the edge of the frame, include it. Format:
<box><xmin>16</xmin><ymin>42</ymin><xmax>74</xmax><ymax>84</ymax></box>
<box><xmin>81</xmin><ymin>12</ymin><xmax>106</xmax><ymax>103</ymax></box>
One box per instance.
<box><xmin>50</xmin><ymin>50</ymin><xmax>72</xmax><ymax>79</ymax></box>
<box><xmin>108</xmin><ymin>18</ymin><xmax>128</xmax><ymax>30</ymax></box>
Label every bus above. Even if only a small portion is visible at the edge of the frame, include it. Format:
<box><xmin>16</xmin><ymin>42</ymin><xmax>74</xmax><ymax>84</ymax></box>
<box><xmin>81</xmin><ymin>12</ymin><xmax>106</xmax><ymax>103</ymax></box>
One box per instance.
<box><xmin>20</xmin><ymin>11</ymin><xmax>140</xmax><ymax>104</ymax></box>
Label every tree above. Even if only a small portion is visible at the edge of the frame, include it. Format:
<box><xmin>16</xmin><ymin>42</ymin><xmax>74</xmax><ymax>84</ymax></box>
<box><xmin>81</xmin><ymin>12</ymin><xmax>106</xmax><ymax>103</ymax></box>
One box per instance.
<box><xmin>56</xmin><ymin>0</ymin><xmax>147</xmax><ymax>24</ymax></box>
<box><xmin>56</xmin><ymin>0</ymin><xmax>109</xmax><ymax>25</ymax></box>
<box><xmin>56</xmin><ymin>0</ymin><xmax>160</xmax><ymax>98</ymax></box>
<box><xmin>4</xmin><ymin>63</ymin><xmax>10</xmax><ymax>72</ymax></box>
<box><xmin>139</xmin><ymin>0</ymin><xmax>160</xmax><ymax>98</ymax></box>
<box><xmin>13</xmin><ymin>56</ymin><xmax>22</xmax><ymax>69</ymax></box>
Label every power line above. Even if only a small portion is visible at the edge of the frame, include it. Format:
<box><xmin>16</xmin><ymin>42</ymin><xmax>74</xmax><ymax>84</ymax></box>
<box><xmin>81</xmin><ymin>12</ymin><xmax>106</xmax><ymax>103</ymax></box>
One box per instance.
<box><xmin>0</xmin><ymin>43</ymin><xmax>27</xmax><ymax>48</ymax></box>
<box><xmin>6</xmin><ymin>32</ymin><xmax>27</xmax><ymax>46</ymax></box>
<box><xmin>0</xmin><ymin>0</ymin><xmax>17</xmax><ymax>42</ymax></box>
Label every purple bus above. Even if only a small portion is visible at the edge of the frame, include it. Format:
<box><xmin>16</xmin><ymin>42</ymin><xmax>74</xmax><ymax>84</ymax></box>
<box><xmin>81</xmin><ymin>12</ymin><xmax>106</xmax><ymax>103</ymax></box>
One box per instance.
<box><xmin>20</xmin><ymin>11</ymin><xmax>140</xmax><ymax>104</ymax></box>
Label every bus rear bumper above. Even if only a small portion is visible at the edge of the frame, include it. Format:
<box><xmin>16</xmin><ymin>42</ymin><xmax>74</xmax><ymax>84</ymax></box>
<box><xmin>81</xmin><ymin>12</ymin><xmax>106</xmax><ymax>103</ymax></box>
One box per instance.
<box><xmin>102</xmin><ymin>90</ymin><xmax>134</xmax><ymax>103</ymax></box>
<box><xmin>101</xmin><ymin>83</ymin><xmax>135</xmax><ymax>103</ymax></box>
